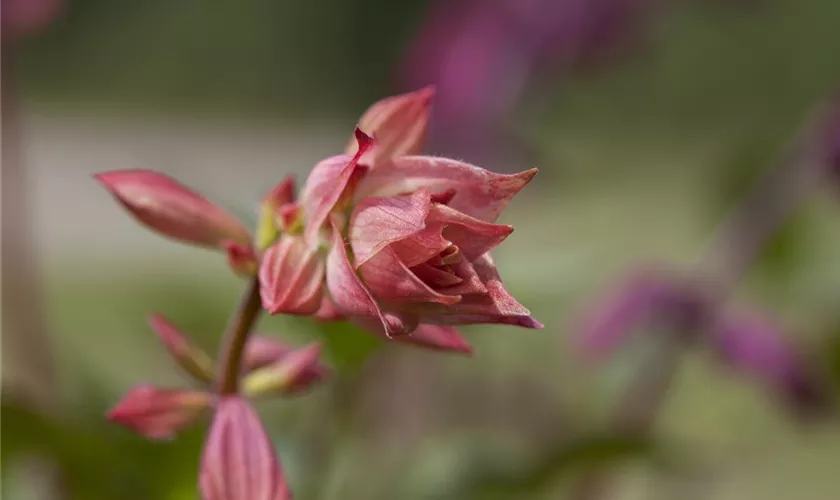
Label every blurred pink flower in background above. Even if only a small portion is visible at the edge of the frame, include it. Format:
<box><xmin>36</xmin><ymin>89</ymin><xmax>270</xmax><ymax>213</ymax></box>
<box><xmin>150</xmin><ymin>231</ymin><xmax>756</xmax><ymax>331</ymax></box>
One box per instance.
<box><xmin>400</xmin><ymin>0</ymin><xmax>654</xmax><ymax>163</ymax></box>
<box><xmin>1</xmin><ymin>0</ymin><xmax>64</xmax><ymax>40</ymax></box>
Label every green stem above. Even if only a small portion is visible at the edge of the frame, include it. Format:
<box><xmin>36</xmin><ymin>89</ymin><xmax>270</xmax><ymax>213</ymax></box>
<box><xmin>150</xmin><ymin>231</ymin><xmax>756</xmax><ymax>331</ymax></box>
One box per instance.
<box><xmin>216</xmin><ymin>277</ymin><xmax>263</xmax><ymax>395</ymax></box>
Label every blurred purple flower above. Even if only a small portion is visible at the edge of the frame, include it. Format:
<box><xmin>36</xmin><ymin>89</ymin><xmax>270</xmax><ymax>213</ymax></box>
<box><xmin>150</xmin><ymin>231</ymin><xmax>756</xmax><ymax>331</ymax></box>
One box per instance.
<box><xmin>712</xmin><ymin>311</ymin><xmax>832</xmax><ymax>419</ymax></box>
<box><xmin>577</xmin><ymin>267</ymin><xmax>707</xmax><ymax>358</ymax></box>
<box><xmin>401</xmin><ymin>0</ymin><xmax>654</xmax><ymax>159</ymax></box>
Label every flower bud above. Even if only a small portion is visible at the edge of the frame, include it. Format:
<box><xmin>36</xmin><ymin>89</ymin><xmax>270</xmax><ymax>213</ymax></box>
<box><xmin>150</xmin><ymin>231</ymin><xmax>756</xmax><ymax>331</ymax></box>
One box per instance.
<box><xmin>222</xmin><ymin>241</ymin><xmax>259</xmax><ymax>277</ymax></box>
<box><xmin>149</xmin><ymin>314</ymin><xmax>215</xmax><ymax>383</ymax></box>
<box><xmin>199</xmin><ymin>397</ymin><xmax>290</xmax><ymax>500</ymax></box>
<box><xmin>107</xmin><ymin>385</ymin><xmax>211</xmax><ymax>440</ymax></box>
<box><xmin>94</xmin><ymin>169</ymin><xmax>251</xmax><ymax>249</ymax></box>
<box><xmin>256</xmin><ymin>176</ymin><xmax>296</xmax><ymax>251</ymax></box>
<box><xmin>259</xmin><ymin>235</ymin><xmax>325</xmax><ymax>315</ymax></box>
<box><xmin>243</xmin><ymin>342</ymin><xmax>326</xmax><ymax>397</ymax></box>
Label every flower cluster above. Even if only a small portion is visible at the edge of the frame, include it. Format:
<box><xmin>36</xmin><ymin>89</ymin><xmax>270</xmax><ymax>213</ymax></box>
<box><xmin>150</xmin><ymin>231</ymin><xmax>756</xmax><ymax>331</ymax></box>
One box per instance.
<box><xmin>98</xmin><ymin>87</ymin><xmax>540</xmax><ymax>499</ymax></box>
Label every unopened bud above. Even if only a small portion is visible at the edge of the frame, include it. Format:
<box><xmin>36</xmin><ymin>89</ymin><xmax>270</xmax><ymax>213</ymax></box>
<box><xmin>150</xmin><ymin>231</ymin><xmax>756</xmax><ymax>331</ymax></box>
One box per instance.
<box><xmin>149</xmin><ymin>314</ymin><xmax>215</xmax><ymax>383</ymax></box>
<box><xmin>107</xmin><ymin>385</ymin><xmax>211</xmax><ymax>440</ymax></box>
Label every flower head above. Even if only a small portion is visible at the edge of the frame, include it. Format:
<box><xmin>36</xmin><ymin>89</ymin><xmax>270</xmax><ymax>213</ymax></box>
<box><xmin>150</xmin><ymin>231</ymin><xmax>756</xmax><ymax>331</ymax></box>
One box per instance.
<box><xmin>255</xmin><ymin>89</ymin><xmax>541</xmax><ymax>350</ymax></box>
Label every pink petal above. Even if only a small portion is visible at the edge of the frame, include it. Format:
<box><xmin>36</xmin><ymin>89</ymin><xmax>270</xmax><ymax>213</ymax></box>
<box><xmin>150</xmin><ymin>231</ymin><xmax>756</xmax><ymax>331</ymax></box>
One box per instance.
<box><xmin>410</xmin><ymin>263</ymin><xmax>464</xmax><ymax>287</ymax></box>
<box><xmin>349</xmin><ymin>189</ymin><xmax>431</xmax><ymax>267</ymax></box>
<box><xmin>94</xmin><ymin>169</ymin><xmax>251</xmax><ymax>248</ymax></box>
<box><xmin>148</xmin><ymin>314</ymin><xmax>215</xmax><ymax>383</ymax></box>
<box><xmin>300</xmin><ymin>128</ymin><xmax>374</xmax><ymax>246</ymax></box>
<box><xmin>420</xmin><ymin>254</ymin><xmax>542</xmax><ymax>328</ymax></box>
<box><xmin>388</xmin><ymin>224</ymin><xmax>451</xmax><ymax>268</ymax></box>
<box><xmin>354</xmin><ymin>157</ymin><xmax>537</xmax><ymax>221</ymax></box>
<box><xmin>346</xmin><ymin>86</ymin><xmax>435</xmax><ymax>165</ymax></box>
<box><xmin>427</xmin><ymin>204</ymin><xmax>513</xmax><ymax>259</ymax></box>
<box><xmin>259</xmin><ymin>235</ymin><xmax>325</xmax><ymax>315</ymax></box>
<box><xmin>107</xmin><ymin>385</ymin><xmax>211</xmax><ymax>441</ymax></box>
<box><xmin>395</xmin><ymin>324</ymin><xmax>473</xmax><ymax>354</ymax></box>
<box><xmin>358</xmin><ymin>247</ymin><xmax>461</xmax><ymax>305</ymax></box>
<box><xmin>243</xmin><ymin>343</ymin><xmax>328</xmax><ymax>397</ymax></box>
<box><xmin>313</xmin><ymin>296</ymin><xmax>345</xmax><ymax>321</ymax></box>
<box><xmin>325</xmin><ymin>217</ymin><xmax>416</xmax><ymax>337</ymax></box>
<box><xmin>439</xmin><ymin>257</ymin><xmax>487</xmax><ymax>295</ymax></box>
<box><xmin>199</xmin><ymin>397</ymin><xmax>290</xmax><ymax>500</ymax></box>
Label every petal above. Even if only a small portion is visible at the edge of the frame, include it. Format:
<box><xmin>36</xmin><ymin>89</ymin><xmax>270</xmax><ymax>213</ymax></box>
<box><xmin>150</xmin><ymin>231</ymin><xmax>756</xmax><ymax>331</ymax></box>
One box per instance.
<box><xmin>300</xmin><ymin>128</ymin><xmax>374</xmax><ymax>246</ymax></box>
<box><xmin>438</xmin><ymin>257</ymin><xmax>487</xmax><ymax>295</ymax></box>
<box><xmin>358</xmin><ymin>247</ymin><xmax>461</xmax><ymax>305</ymax></box>
<box><xmin>107</xmin><ymin>385</ymin><xmax>211</xmax><ymax>440</ymax></box>
<box><xmin>347</xmin><ymin>86</ymin><xmax>435</xmax><ymax>164</ymax></box>
<box><xmin>325</xmin><ymin>217</ymin><xmax>416</xmax><ymax>337</ymax></box>
<box><xmin>348</xmin><ymin>189</ymin><xmax>431</xmax><ymax>267</ymax></box>
<box><xmin>243</xmin><ymin>343</ymin><xmax>328</xmax><ymax>397</ymax></box>
<box><xmin>388</xmin><ymin>224</ymin><xmax>450</xmax><ymax>268</ymax></box>
<box><xmin>427</xmin><ymin>204</ymin><xmax>513</xmax><ymax>259</ymax></box>
<box><xmin>410</xmin><ymin>263</ymin><xmax>463</xmax><ymax>287</ymax></box>
<box><xmin>94</xmin><ymin>169</ymin><xmax>251</xmax><ymax>248</ymax></box>
<box><xmin>148</xmin><ymin>314</ymin><xmax>215</xmax><ymax>383</ymax></box>
<box><xmin>419</xmin><ymin>253</ymin><xmax>541</xmax><ymax>328</ymax></box>
<box><xmin>259</xmin><ymin>235</ymin><xmax>325</xmax><ymax>315</ymax></box>
<box><xmin>199</xmin><ymin>397</ymin><xmax>291</xmax><ymax>500</ymax></box>
<box><xmin>313</xmin><ymin>296</ymin><xmax>345</xmax><ymax>322</ymax></box>
<box><xmin>355</xmin><ymin>157</ymin><xmax>537</xmax><ymax>221</ymax></box>
<box><xmin>395</xmin><ymin>324</ymin><xmax>472</xmax><ymax>354</ymax></box>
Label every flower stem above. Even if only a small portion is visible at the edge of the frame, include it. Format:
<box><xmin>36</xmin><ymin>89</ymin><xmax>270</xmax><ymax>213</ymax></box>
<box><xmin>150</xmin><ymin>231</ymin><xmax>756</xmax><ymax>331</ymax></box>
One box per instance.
<box><xmin>216</xmin><ymin>277</ymin><xmax>263</xmax><ymax>395</ymax></box>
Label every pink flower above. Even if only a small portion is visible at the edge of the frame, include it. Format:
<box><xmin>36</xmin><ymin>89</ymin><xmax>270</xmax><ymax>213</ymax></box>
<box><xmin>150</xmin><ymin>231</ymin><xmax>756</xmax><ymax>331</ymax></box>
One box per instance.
<box><xmin>107</xmin><ymin>385</ymin><xmax>212</xmax><ymax>440</ymax></box>
<box><xmin>200</xmin><ymin>397</ymin><xmax>291</xmax><ymax>500</ymax></box>
<box><xmin>256</xmin><ymin>89</ymin><xmax>541</xmax><ymax>350</ymax></box>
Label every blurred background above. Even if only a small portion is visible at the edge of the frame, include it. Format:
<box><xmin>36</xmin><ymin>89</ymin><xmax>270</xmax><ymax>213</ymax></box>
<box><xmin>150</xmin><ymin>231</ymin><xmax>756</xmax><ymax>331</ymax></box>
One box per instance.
<box><xmin>4</xmin><ymin>0</ymin><xmax>840</xmax><ymax>498</ymax></box>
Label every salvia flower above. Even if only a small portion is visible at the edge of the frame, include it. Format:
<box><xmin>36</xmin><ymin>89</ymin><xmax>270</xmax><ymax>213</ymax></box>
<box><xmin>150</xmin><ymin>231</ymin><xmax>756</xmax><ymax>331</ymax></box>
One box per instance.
<box><xmin>257</xmin><ymin>89</ymin><xmax>542</xmax><ymax>348</ymax></box>
<box><xmin>200</xmin><ymin>397</ymin><xmax>291</xmax><ymax>500</ymax></box>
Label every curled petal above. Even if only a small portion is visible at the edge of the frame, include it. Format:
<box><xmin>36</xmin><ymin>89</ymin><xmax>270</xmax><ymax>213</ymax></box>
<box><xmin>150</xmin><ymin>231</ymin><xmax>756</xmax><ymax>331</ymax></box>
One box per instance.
<box><xmin>259</xmin><ymin>235</ymin><xmax>325</xmax><ymax>315</ymax></box>
<box><xmin>223</xmin><ymin>241</ymin><xmax>259</xmax><ymax>277</ymax></box>
<box><xmin>427</xmin><ymin>204</ymin><xmax>513</xmax><ymax>259</ymax></box>
<box><xmin>347</xmin><ymin>86</ymin><xmax>435</xmax><ymax>164</ymax></box>
<box><xmin>94</xmin><ymin>169</ymin><xmax>251</xmax><ymax>248</ymax></box>
<box><xmin>420</xmin><ymin>254</ymin><xmax>541</xmax><ymax>328</ymax></box>
<box><xmin>301</xmin><ymin>129</ymin><xmax>374</xmax><ymax>246</ymax></box>
<box><xmin>388</xmin><ymin>224</ymin><xmax>450</xmax><ymax>268</ymax></box>
<box><xmin>243</xmin><ymin>343</ymin><xmax>328</xmax><ymax>397</ymax></box>
<box><xmin>355</xmin><ymin>157</ymin><xmax>537</xmax><ymax>221</ymax></box>
<box><xmin>325</xmin><ymin>217</ymin><xmax>415</xmax><ymax>337</ymax></box>
<box><xmin>358</xmin><ymin>247</ymin><xmax>461</xmax><ymax>305</ymax></box>
<box><xmin>349</xmin><ymin>189</ymin><xmax>431</xmax><ymax>267</ymax></box>
<box><xmin>713</xmin><ymin>311</ymin><xmax>832</xmax><ymax>419</ymax></box>
<box><xmin>148</xmin><ymin>314</ymin><xmax>215</xmax><ymax>383</ymax></box>
<box><xmin>200</xmin><ymin>397</ymin><xmax>291</xmax><ymax>500</ymax></box>
<box><xmin>107</xmin><ymin>385</ymin><xmax>211</xmax><ymax>440</ymax></box>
